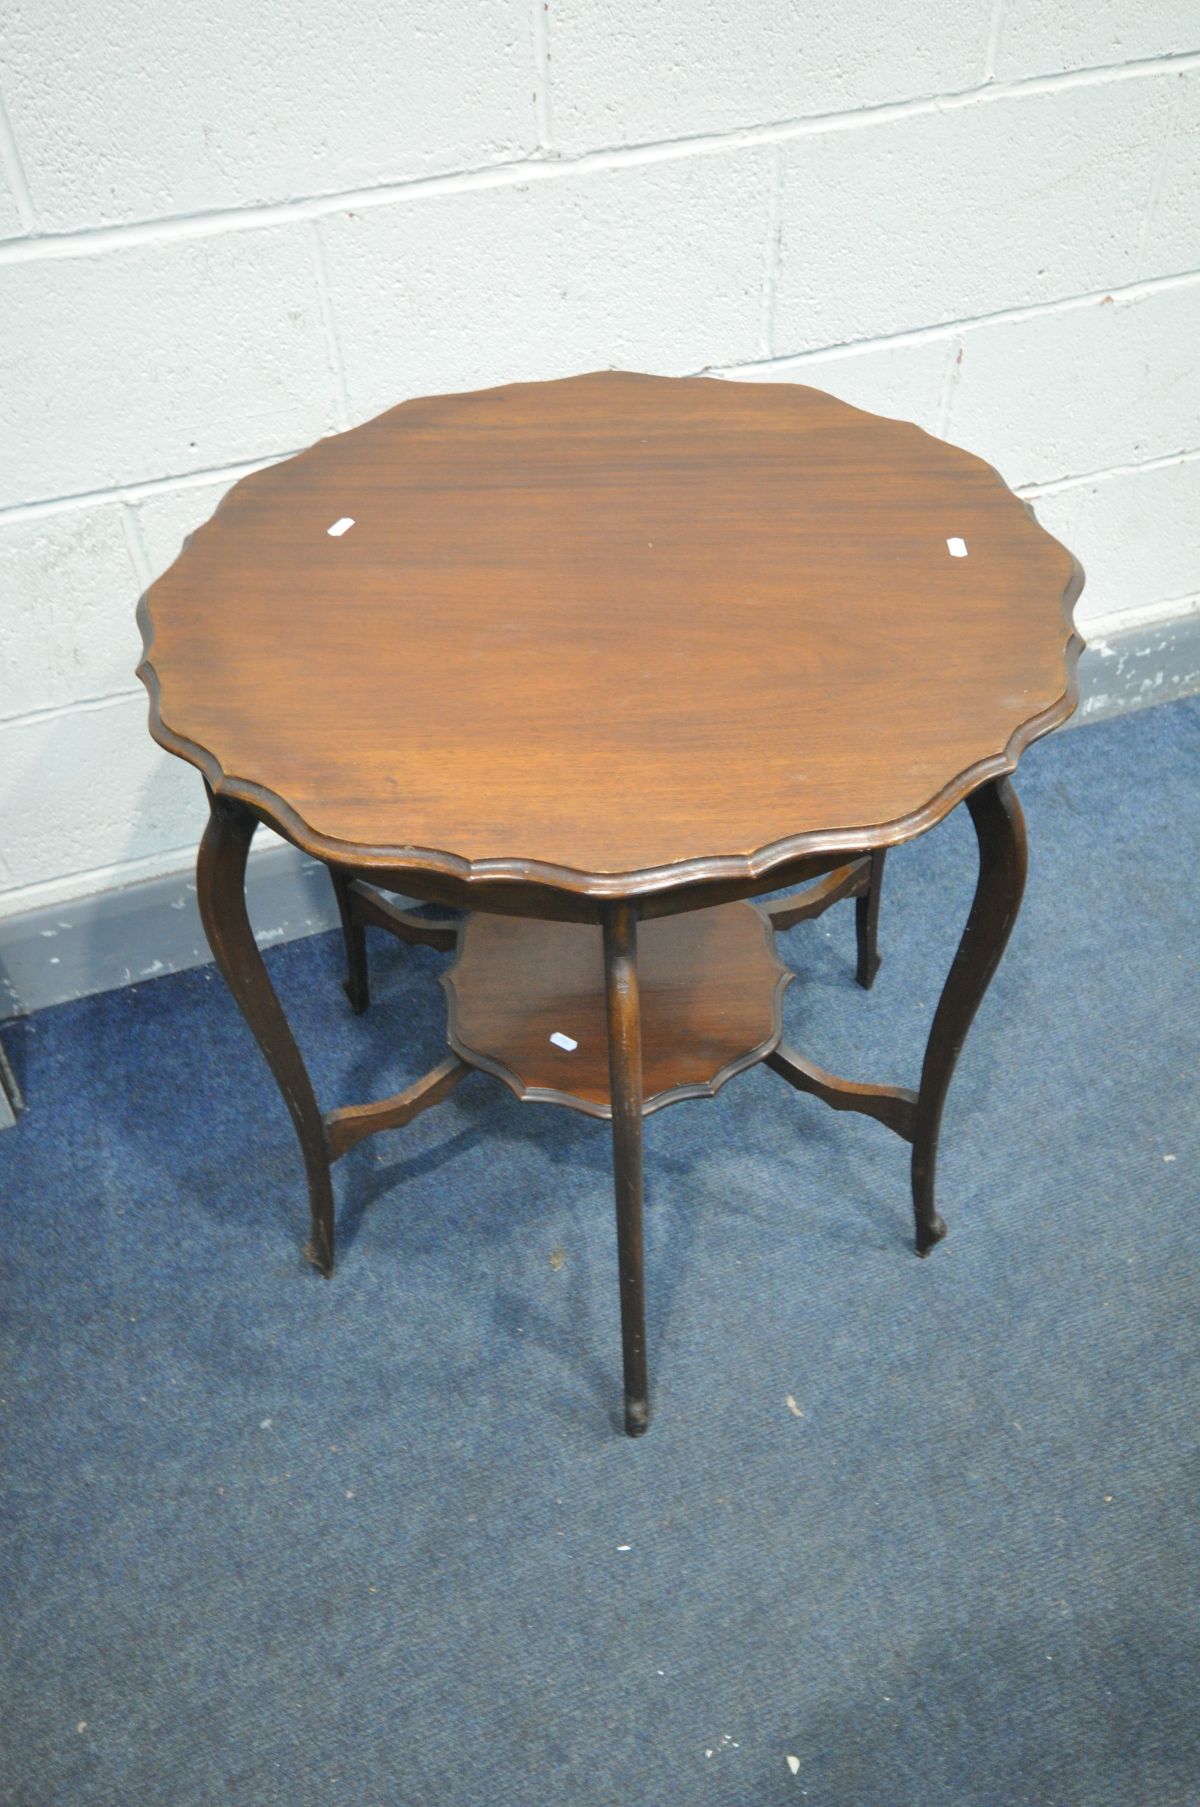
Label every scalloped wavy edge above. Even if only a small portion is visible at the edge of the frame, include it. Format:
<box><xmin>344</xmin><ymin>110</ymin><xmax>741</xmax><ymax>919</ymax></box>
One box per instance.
<box><xmin>136</xmin><ymin>375</ymin><xmax>1086</xmax><ymax>905</ymax></box>
<box><xmin>439</xmin><ymin>903</ymin><xmax>794</xmax><ymax>1120</ymax></box>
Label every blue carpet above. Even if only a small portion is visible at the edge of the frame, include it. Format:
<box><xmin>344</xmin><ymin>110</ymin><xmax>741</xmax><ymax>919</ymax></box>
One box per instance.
<box><xmin>2</xmin><ymin>699</ymin><xmax>1198</xmax><ymax>1806</ymax></box>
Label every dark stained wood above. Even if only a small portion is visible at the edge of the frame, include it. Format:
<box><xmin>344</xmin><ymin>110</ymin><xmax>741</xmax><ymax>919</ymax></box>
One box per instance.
<box><xmin>604</xmin><ymin>902</ymin><xmax>649</xmax><ymax>1437</ymax></box>
<box><xmin>855</xmin><ymin>848</ymin><xmax>886</xmax><ymax>989</ymax></box>
<box><xmin>325</xmin><ymin>844</ymin><xmax>861</xmax><ymax>926</ymax></box>
<box><xmin>139</xmin><ymin>371</ymin><xmax>1083</xmax><ymax>909</ymax></box>
<box><xmin>324</xmin><ymin>1056</ymin><xmax>469</xmax><ymax>1163</ymax></box>
<box><xmin>155</xmin><ymin>373</ymin><xmax>1084</xmax><ymax>1436</ymax></box>
<box><xmin>196</xmin><ymin>790</ymin><xmax>335</xmax><ymax>1276</ymax></box>
<box><xmin>763</xmin><ymin>853</ymin><xmax>884</xmax><ymax>987</ymax></box>
<box><xmin>0</xmin><ymin>1033</ymin><xmax>24</xmax><ymax>1129</ymax></box>
<box><xmin>442</xmin><ymin>902</ymin><xmax>791</xmax><ymax>1117</ymax></box>
<box><xmin>329</xmin><ymin>864</ymin><xmax>369</xmax><ymax>1015</ymax></box>
<box><xmin>346</xmin><ymin>881</ymin><xmax>458</xmax><ymax>951</ymax></box>
<box><xmin>766</xmin><ymin>1043</ymin><xmax>917</xmax><ymax>1141</ymax></box>
<box><xmin>762</xmin><ymin>858</ymin><xmax>871</xmax><ymax>930</ymax></box>
<box><xmin>910</xmin><ymin>775</ymin><xmax>1027</xmax><ymax>1254</ymax></box>
<box><xmin>329</xmin><ymin>873</ymin><xmax>457</xmax><ymax>1014</ymax></box>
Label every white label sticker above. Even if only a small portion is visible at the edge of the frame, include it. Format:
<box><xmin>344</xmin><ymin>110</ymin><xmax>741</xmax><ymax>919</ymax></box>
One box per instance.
<box><xmin>327</xmin><ymin>517</ymin><xmax>355</xmax><ymax>537</ymax></box>
<box><xmin>549</xmin><ymin>1031</ymin><xmax>578</xmax><ymax>1051</ymax></box>
<box><xmin>946</xmin><ymin>536</ymin><xmax>968</xmax><ymax>557</ymax></box>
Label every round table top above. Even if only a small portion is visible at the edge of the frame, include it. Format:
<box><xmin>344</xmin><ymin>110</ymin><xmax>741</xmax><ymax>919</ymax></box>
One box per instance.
<box><xmin>139</xmin><ymin>371</ymin><xmax>1083</xmax><ymax>904</ymax></box>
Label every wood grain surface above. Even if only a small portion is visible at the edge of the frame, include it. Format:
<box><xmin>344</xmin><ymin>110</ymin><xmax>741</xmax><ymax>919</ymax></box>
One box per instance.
<box><xmin>443</xmin><ymin>900</ymin><xmax>791</xmax><ymax>1116</ymax></box>
<box><xmin>139</xmin><ymin>371</ymin><xmax>1083</xmax><ymax>901</ymax></box>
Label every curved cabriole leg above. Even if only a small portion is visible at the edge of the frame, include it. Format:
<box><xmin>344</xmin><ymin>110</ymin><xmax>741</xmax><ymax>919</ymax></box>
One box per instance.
<box><xmin>603</xmin><ymin>901</ymin><xmax>650</xmax><ymax>1438</ymax></box>
<box><xmin>197</xmin><ymin>790</ymin><xmax>336</xmax><ymax>1276</ymax></box>
<box><xmin>329</xmin><ymin>864</ymin><xmax>369</xmax><ymax>1015</ymax></box>
<box><xmin>911</xmin><ymin>776</ymin><xmax>1027</xmax><ymax>1256</ymax></box>
<box><xmin>855</xmin><ymin>848</ymin><xmax>886</xmax><ymax>990</ymax></box>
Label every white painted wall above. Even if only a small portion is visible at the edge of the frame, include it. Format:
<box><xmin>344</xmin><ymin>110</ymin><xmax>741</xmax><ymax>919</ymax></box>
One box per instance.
<box><xmin>1</xmin><ymin>6</ymin><xmax>1197</xmax><ymax>917</ymax></box>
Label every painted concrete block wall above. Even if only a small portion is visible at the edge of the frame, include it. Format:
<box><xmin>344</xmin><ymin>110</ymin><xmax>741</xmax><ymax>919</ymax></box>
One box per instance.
<box><xmin>1</xmin><ymin>8</ymin><xmax>1197</xmax><ymax>919</ymax></box>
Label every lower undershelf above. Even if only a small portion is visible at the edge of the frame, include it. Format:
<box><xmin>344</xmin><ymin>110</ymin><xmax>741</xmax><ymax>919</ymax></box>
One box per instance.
<box><xmin>441</xmin><ymin>902</ymin><xmax>792</xmax><ymax>1118</ymax></box>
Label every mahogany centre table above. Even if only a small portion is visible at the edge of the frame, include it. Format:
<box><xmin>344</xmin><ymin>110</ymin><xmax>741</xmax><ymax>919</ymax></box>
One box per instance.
<box><xmin>138</xmin><ymin>371</ymin><xmax>1083</xmax><ymax>1436</ymax></box>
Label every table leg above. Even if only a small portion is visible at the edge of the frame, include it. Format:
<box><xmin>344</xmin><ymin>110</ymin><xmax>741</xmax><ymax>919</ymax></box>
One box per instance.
<box><xmin>911</xmin><ymin>776</ymin><xmax>1027</xmax><ymax>1254</ymax></box>
<box><xmin>196</xmin><ymin>789</ymin><xmax>337</xmax><ymax>1276</ymax></box>
<box><xmin>329</xmin><ymin>864</ymin><xmax>370</xmax><ymax>1015</ymax></box>
<box><xmin>855</xmin><ymin>848</ymin><xmax>886</xmax><ymax>990</ymax></box>
<box><xmin>603</xmin><ymin>901</ymin><xmax>650</xmax><ymax>1437</ymax></box>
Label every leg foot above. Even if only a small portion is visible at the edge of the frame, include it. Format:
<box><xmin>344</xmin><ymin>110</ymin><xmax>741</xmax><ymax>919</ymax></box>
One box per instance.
<box><xmin>624</xmin><ymin>1398</ymin><xmax>650</xmax><ymax>1437</ymax></box>
<box><xmin>303</xmin><ymin>1238</ymin><xmax>335</xmax><ymax>1278</ymax></box>
<box><xmin>604</xmin><ymin>901</ymin><xmax>650</xmax><ymax>1439</ymax></box>
<box><xmin>910</xmin><ymin>777</ymin><xmax>1027</xmax><ymax>1253</ymax></box>
<box><xmin>197</xmin><ymin>789</ymin><xmax>336</xmax><ymax>1272</ymax></box>
<box><xmin>915</xmin><ymin>1212</ymin><xmax>948</xmax><ymax>1257</ymax></box>
<box><xmin>855</xmin><ymin>848</ymin><xmax>885</xmax><ymax>989</ymax></box>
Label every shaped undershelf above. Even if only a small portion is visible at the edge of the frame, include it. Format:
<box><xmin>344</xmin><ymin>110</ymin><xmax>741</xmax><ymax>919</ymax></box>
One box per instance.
<box><xmin>442</xmin><ymin>902</ymin><xmax>791</xmax><ymax>1119</ymax></box>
